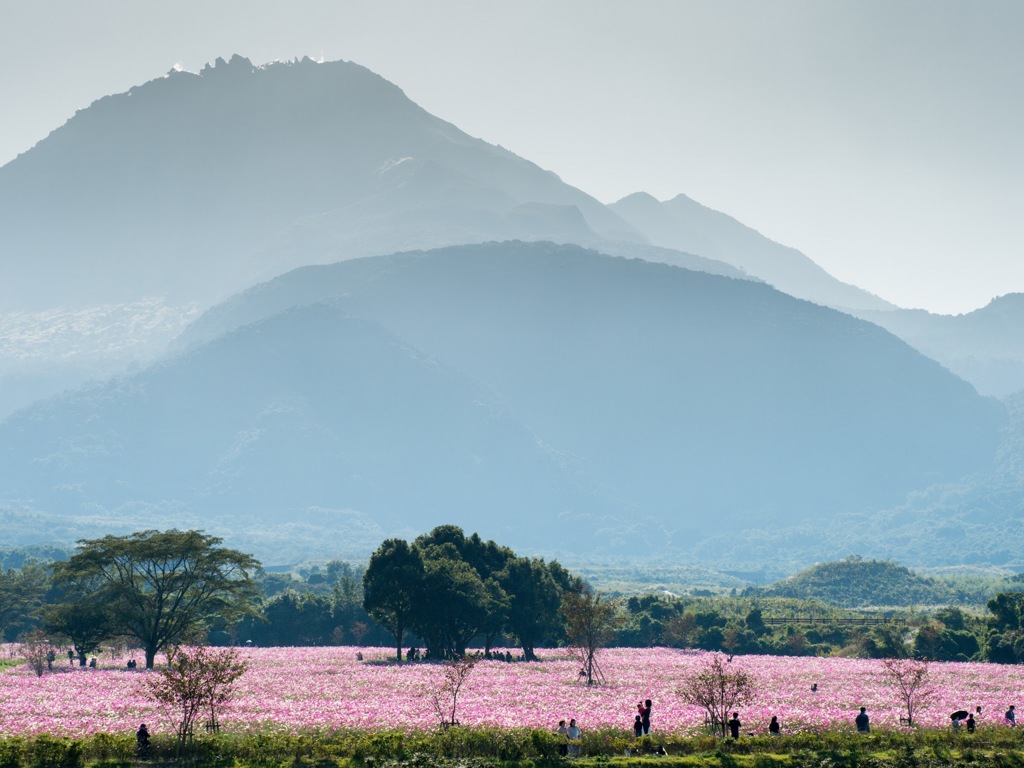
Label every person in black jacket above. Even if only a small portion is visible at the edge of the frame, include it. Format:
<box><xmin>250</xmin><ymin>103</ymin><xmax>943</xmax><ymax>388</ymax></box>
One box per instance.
<box><xmin>136</xmin><ymin>724</ymin><xmax>151</xmax><ymax>758</ymax></box>
<box><xmin>728</xmin><ymin>712</ymin><xmax>741</xmax><ymax>739</ymax></box>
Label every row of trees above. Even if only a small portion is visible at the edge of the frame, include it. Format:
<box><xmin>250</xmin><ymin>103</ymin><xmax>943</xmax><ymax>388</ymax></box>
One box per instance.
<box><xmin>5</xmin><ymin>527</ymin><xmax>1024</xmax><ymax>668</ymax></box>
<box><xmin>0</xmin><ymin>527</ymin><xmax>604</xmax><ymax>673</ymax></box>
<box><xmin>363</xmin><ymin>525</ymin><xmax>582</xmax><ymax>660</ymax></box>
<box><xmin>618</xmin><ymin>593</ymin><xmax>1024</xmax><ymax>663</ymax></box>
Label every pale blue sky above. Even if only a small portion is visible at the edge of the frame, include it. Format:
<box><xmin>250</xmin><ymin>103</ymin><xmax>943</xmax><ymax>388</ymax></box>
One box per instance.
<box><xmin>2</xmin><ymin>0</ymin><xmax>1021</xmax><ymax>314</ymax></box>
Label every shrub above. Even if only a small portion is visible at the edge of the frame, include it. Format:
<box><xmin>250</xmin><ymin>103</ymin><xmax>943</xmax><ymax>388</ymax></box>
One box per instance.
<box><xmin>28</xmin><ymin>737</ymin><xmax>82</xmax><ymax>768</ymax></box>
<box><xmin>0</xmin><ymin>740</ymin><xmax>26</xmax><ymax>768</ymax></box>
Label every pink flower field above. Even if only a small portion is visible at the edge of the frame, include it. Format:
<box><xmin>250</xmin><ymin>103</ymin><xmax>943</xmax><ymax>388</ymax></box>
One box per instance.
<box><xmin>2</xmin><ymin>646</ymin><xmax>1023</xmax><ymax>738</ymax></box>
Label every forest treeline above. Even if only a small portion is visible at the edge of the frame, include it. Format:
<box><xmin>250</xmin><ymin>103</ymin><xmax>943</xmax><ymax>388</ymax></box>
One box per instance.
<box><xmin>3</xmin><ymin>530</ymin><xmax>1024</xmax><ymax>664</ymax></box>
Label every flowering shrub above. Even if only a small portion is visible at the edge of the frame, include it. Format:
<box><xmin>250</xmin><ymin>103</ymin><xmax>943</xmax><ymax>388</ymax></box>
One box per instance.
<box><xmin>2</xmin><ymin>646</ymin><xmax>1023</xmax><ymax>738</ymax></box>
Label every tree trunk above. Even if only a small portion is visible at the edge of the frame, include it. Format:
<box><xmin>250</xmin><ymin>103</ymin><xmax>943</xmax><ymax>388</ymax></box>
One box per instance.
<box><xmin>145</xmin><ymin>646</ymin><xmax>157</xmax><ymax>669</ymax></box>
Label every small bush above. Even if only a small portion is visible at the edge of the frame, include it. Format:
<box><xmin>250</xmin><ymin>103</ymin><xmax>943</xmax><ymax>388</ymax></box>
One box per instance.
<box><xmin>0</xmin><ymin>739</ymin><xmax>26</xmax><ymax>768</ymax></box>
<box><xmin>28</xmin><ymin>736</ymin><xmax>82</xmax><ymax>768</ymax></box>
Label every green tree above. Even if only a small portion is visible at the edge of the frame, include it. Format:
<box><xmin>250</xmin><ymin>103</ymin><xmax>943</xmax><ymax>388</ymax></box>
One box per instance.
<box><xmin>413</xmin><ymin>526</ymin><xmax>519</xmax><ymax>659</ymax></box>
<box><xmin>41</xmin><ymin>581</ymin><xmax>114</xmax><ymax>666</ymax></box>
<box><xmin>0</xmin><ymin>563</ymin><xmax>48</xmax><ymax>641</ymax></box>
<box><xmin>500</xmin><ymin>557</ymin><xmax>563</xmax><ymax>660</ymax></box>
<box><xmin>477</xmin><ymin>577</ymin><xmax>511</xmax><ymax>658</ymax></box>
<box><xmin>862</xmin><ymin>622</ymin><xmax>909</xmax><ymax>658</ymax></box>
<box><xmin>362</xmin><ymin>538</ymin><xmax>424</xmax><ymax>660</ymax></box>
<box><xmin>414</xmin><ymin>556</ymin><xmax>491</xmax><ymax>658</ymax></box>
<box><xmin>53</xmin><ymin>530</ymin><xmax>260</xmax><ymax>668</ymax></box>
<box><xmin>988</xmin><ymin>592</ymin><xmax>1024</xmax><ymax>631</ymax></box>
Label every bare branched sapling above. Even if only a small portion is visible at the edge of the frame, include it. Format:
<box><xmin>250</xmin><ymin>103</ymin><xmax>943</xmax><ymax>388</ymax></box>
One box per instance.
<box><xmin>678</xmin><ymin>654</ymin><xmax>756</xmax><ymax>737</ymax></box>
<box><xmin>881</xmin><ymin>657</ymin><xmax>932</xmax><ymax>727</ymax></box>
<box><xmin>144</xmin><ymin>645</ymin><xmax>248</xmax><ymax>751</ymax></box>
<box><xmin>430</xmin><ymin>655</ymin><xmax>478</xmax><ymax>729</ymax></box>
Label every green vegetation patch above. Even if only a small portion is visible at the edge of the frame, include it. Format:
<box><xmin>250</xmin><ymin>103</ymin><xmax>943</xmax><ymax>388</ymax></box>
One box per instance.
<box><xmin>751</xmin><ymin>556</ymin><xmax>956</xmax><ymax>608</ymax></box>
<box><xmin>3</xmin><ymin>729</ymin><xmax>1024</xmax><ymax>768</ymax></box>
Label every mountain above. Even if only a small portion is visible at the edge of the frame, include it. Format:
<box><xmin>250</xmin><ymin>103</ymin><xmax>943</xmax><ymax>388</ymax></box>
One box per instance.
<box><xmin>0</xmin><ymin>242</ymin><xmax>1009</xmax><ymax>563</ymax></box>
<box><xmin>0</xmin><ymin>54</ymin><xmax>745</xmax><ymax>419</ymax></box>
<box><xmin>0</xmin><ymin>300</ymin><xmax>613</xmax><ymax>558</ymax></box>
<box><xmin>611</xmin><ymin>192</ymin><xmax>895</xmax><ymax>312</ymax></box>
<box><xmin>0</xmin><ymin>54</ymin><xmax>648</xmax><ymax>312</ymax></box>
<box><xmin>853</xmin><ymin>294</ymin><xmax>1024</xmax><ymax>397</ymax></box>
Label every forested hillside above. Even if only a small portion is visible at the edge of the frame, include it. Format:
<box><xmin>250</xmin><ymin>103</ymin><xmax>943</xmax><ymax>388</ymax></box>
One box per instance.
<box><xmin>0</xmin><ymin>243</ymin><xmax>1005</xmax><ymax>561</ymax></box>
<box><xmin>750</xmin><ymin>557</ymin><xmax>956</xmax><ymax>607</ymax></box>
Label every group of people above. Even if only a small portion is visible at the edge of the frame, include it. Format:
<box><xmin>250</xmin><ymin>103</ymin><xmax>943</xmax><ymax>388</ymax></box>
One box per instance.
<box><xmin>632</xmin><ymin>699</ymin><xmax>652</xmax><ymax>737</ymax></box>
<box><xmin>856</xmin><ymin>704</ymin><xmax>1017</xmax><ymax>734</ymax></box>
<box><xmin>555</xmin><ymin>719</ymin><xmax>582</xmax><ymax>756</ymax></box>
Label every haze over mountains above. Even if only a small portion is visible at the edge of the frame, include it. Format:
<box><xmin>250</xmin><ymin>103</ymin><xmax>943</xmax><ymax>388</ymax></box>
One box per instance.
<box><xmin>0</xmin><ymin>242</ymin><xmax>1006</xmax><ymax>562</ymax></box>
<box><xmin>1</xmin><ymin>55</ymin><xmax>1022</xmax><ymax>568</ymax></box>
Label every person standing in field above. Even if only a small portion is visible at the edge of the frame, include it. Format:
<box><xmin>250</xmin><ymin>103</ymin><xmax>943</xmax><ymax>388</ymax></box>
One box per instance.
<box><xmin>856</xmin><ymin>707</ymin><xmax>870</xmax><ymax>733</ymax></box>
<box><xmin>769</xmin><ymin>716</ymin><xmax>780</xmax><ymax>735</ymax></box>
<box><xmin>641</xmin><ymin>699</ymin><xmax>652</xmax><ymax>734</ymax></box>
<box><xmin>633</xmin><ymin>715</ymin><xmax>644</xmax><ymax>738</ymax></box>
<box><xmin>1006</xmin><ymin>705</ymin><xmax>1016</xmax><ymax>726</ymax></box>
<box><xmin>567</xmin><ymin>719</ymin><xmax>581</xmax><ymax>756</ymax></box>
<box><xmin>727</xmin><ymin>712</ymin><xmax>741</xmax><ymax>739</ymax></box>
<box><xmin>136</xmin><ymin>724</ymin><xmax>151</xmax><ymax>758</ymax></box>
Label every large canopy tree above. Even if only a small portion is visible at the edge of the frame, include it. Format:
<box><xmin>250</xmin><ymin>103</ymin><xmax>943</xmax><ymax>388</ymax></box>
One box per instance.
<box><xmin>413</xmin><ymin>556</ymin><xmax>492</xmax><ymax>659</ymax></box>
<box><xmin>499</xmin><ymin>557</ymin><xmax>564</xmax><ymax>661</ymax></box>
<box><xmin>53</xmin><ymin>530</ymin><xmax>260</xmax><ymax>668</ymax></box>
<box><xmin>362</xmin><ymin>538</ymin><xmax>425</xmax><ymax>660</ymax></box>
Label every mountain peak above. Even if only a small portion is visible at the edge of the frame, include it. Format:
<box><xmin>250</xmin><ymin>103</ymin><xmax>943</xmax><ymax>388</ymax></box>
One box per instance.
<box><xmin>0</xmin><ymin>56</ymin><xmax>633</xmax><ymax>311</ymax></box>
<box><xmin>199</xmin><ymin>54</ymin><xmax>255</xmax><ymax>78</ymax></box>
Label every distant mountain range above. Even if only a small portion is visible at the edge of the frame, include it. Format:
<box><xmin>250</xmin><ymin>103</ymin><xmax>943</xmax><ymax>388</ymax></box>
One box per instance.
<box><xmin>610</xmin><ymin>192</ymin><xmax>895</xmax><ymax>313</ymax></box>
<box><xmin>0</xmin><ymin>242</ymin><xmax>1007</xmax><ymax>563</ymax></box>
<box><xmin>1</xmin><ymin>55</ymin><xmax>1023</xmax><ymax>568</ymax></box>
<box><xmin>853</xmin><ymin>295</ymin><xmax>1024</xmax><ymax>398</ymax></box>
<box><xmin>3</xmin><ymin>54</ymin><xmax>1023</xmax><ymax>412</ymax></box>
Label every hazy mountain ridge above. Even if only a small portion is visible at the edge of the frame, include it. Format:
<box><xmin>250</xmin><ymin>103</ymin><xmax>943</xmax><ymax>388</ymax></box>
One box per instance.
<box><xmin>611</xmin><ymin>192</ymin><xmax>895</xmax><ymax>313</ymax></box>
<box><xmin>0</xmin><ymin>299</ymin><xmax>199</xmax><ymax>417</ymax></box>
<box><xmin>0</xmin><ymin>54</ymin><xmax>640</xmax><ymax>312</ymax></box>
<box><xmin>0</xmin><ymin>299</ymin><xmax>614</xmax><ymax>555</ymax></box>
<box><xmin>16</xmin><ymin>240</ymin><xmax>992</xmax><ymax>563</ymax></box>
<box><xmin>0</xmin><ymin>53</ymin><xmax>736</xmax><ymax>419</ymax></box>
<box><xmin>612</xmin><ymin>193</ymin><xmax>1024</xmax><ymax>397</ymax></box>
<box><xmin>3</xmin><ymin>52</ymin><xmax>1018</xmax><ymax>417</ymax></box>
<box><xmin>680</xmin><ymin>393</ymin><xmax>1024</xmax><ymax>571</ymax></box>
<box><xmin>854</xmin><ymin>295</ymin><xmax>1024</xmax><ymax>397</ymax></box>
<box><xmin>0</xmin><ymin>55</ymin><xmax>1020</xmax><ymax>568</ymax></box>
